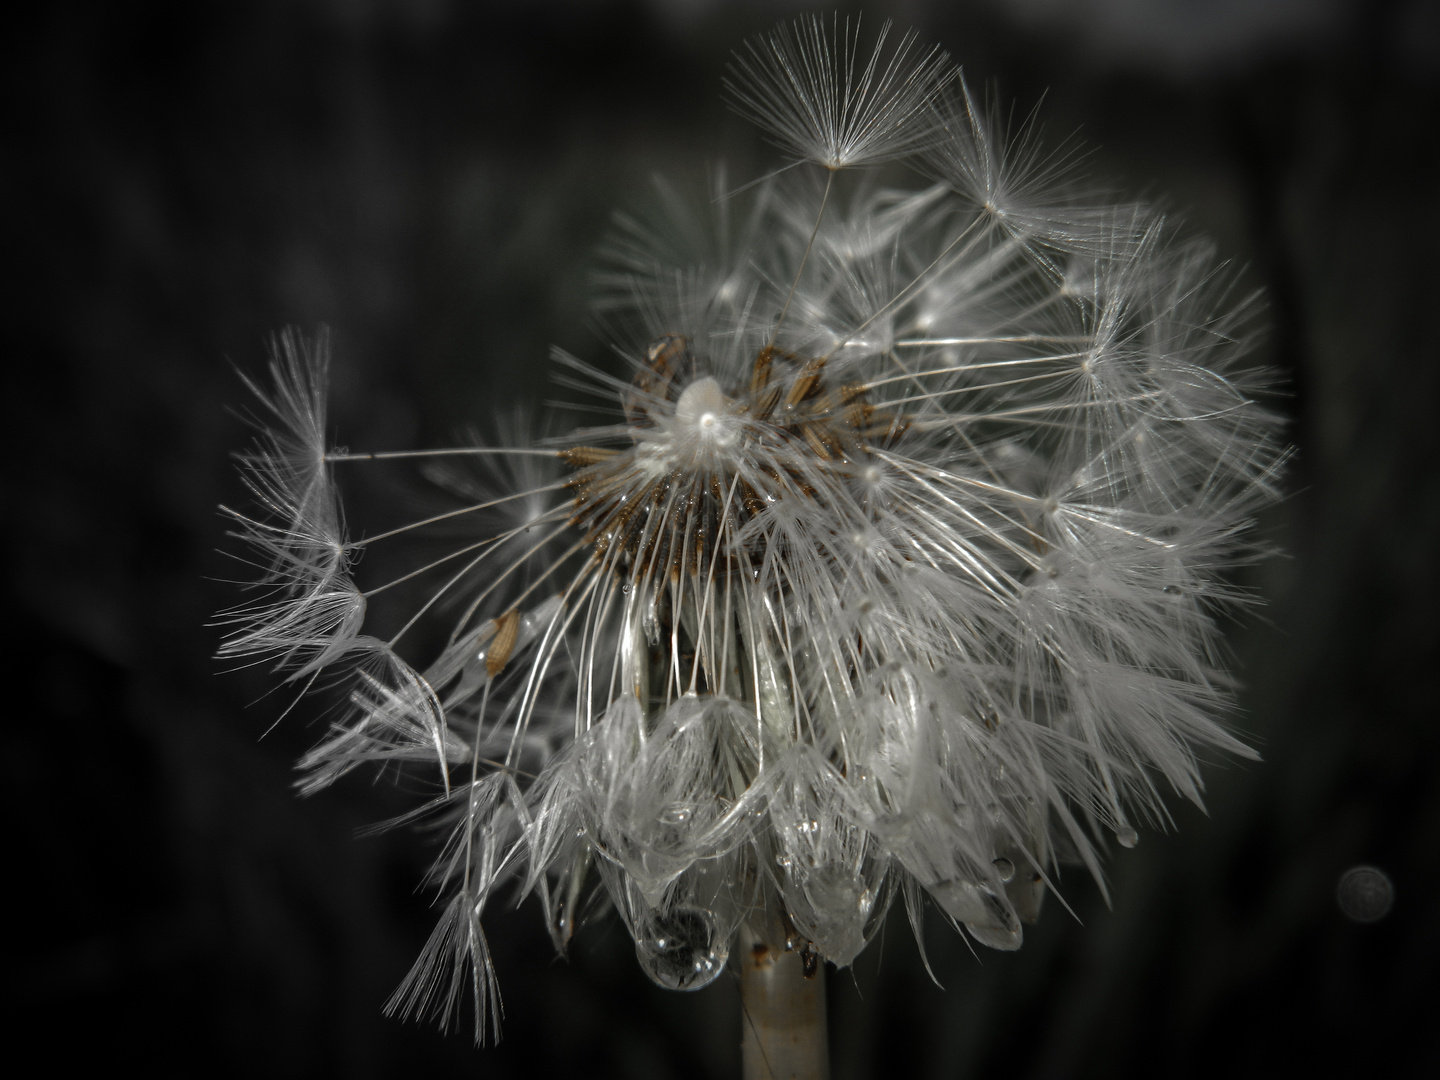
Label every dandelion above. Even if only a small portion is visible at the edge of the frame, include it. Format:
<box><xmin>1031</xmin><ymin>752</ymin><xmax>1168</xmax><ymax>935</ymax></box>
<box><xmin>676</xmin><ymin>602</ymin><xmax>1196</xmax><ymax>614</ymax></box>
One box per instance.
<box><xmin>219</xmin><ymin>13</ymin><xmax>1284</xmax><ymax>1075</ymax></box>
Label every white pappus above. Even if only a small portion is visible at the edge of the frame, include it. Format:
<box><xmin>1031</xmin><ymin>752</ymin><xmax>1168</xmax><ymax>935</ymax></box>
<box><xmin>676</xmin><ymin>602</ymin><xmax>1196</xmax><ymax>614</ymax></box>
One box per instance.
<box><xmin>218</xmin><ymin>14</ymin><xmax>1285</xmax><ymax>1044</ymax></box>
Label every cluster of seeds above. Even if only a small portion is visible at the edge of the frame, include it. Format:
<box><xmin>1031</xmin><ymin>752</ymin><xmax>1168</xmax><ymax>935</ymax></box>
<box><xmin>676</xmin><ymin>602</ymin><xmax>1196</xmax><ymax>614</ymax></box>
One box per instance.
<box><xmin>221</xmin><ymin>15</ymin><xmax>1284</xmax><ymax>1041</ymax></box>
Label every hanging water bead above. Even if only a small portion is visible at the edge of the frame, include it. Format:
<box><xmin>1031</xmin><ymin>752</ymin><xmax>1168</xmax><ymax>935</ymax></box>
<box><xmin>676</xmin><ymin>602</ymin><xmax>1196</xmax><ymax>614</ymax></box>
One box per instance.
<box><xmin>660</xmin><ymin>803</ymin><xmax>693</xmax><ymax>825</ymax></box>
<box><xmin>633</xmin><ymin>905</ymin><xmax>730</xmax><ymax>991</ymax></box>
<box><xmin>786</xmin><ymin>868</ymin><xmax>876</xmax><ymax>968</ymax></box>
<box><xmin>930</xmin><ymin>877</ymin><xmax>1024</xmax><ymax>951</ymax></box>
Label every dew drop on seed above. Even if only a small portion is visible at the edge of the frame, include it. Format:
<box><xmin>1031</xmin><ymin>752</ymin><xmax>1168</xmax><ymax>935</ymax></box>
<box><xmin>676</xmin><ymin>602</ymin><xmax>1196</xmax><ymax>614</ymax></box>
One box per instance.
<box><xmin>1163</xmin><ymin>585</ymin><xmax>1182</xmax><ymax>596</ymax></box>
<box><xmin>932</xmin><ymin>878</ymin><xmax>1008</xmax><ymax>929</ymax></box>
<box><xmin>660</xmin><ymin>803</ymin><xmax>692</xmax><ymax>825</ymax></box>
<box><xmin>621</xmin><ymin>583</ymin><xmax>632</xmax><ymax>595</ymax></box>
<box><xmin>775</xmin><ymin>853</ymin><xmax>793</xmax><ymax>869</ymax></box>
<box><xmin>1336</xmin><ymin>865</ymin><xmax>1394</xmax><ymax>922</ymax></box>
<box><xmin>965</xmin><ymin>920</ymin><xmax>1023</xmax><ymax>951</ymax></box>
<box><xmin>1116</xmin><ymin>826</ymin><xmax>1139</xmax><ymax>848</ymax></box>
<box><xmin>993</xmin><ymin>858</ymin><xmax>1016</xmax><ymax>883</ymax></box>
<box><xmin>634</xmin><ymin>906</ymin><xmax>729</xmax><ymax>991</ymax></box>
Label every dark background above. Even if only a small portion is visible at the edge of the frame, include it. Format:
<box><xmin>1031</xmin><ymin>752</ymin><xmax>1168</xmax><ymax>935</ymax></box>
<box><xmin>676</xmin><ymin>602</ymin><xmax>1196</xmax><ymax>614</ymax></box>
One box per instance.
<box><xmin>6</xmin><ymin>0</ymin><xmax>1438</xmax><ymax>1075</ymax></box>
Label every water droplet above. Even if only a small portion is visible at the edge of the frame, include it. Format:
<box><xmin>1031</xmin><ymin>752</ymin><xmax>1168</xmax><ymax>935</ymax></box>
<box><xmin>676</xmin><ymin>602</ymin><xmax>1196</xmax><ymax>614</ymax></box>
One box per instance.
<box><xmin>1162</xmin><ymin>585</ymin><xmax>1182</xmax><ymax>596</ymax></box>
<box><xmin>965</xmin><ymin>920</ymin><xmax>1023</xmax><ymax>951</ymax></box>
<box><xmin>634</xmin><ymin>906</ymin><xmax>729</xmax><ymax>991</ymax></box>
<box><xmin>621</xmin><ymin>583</ymin><xmax>632</xmax><ymax>595</ymax></box>
<box><xmin>932</xmin><ymin>878</ymin><xmax>1015</xmax><ymax>931</ymax></box>
<box><xmin>993</xmin><ymin>858</ymin><xmax>1015</xmax><ymax>883</ymax></box>
<box><xmin>785</xmin><ymin>871</ymin><xmax>874</xmax><ymax>967</ymax></box>
<box><xmin>794</xmin><ymin>818</ymin><xmax>820</xmax><ymax>835</ymax></box>
<box><xmin>659</xmin><ymin>803</ymin><xmax>692</xmax><ymax>825</ymax></box>
<box><xmin>1116</xmin><ymin>826</ymin><xmax>1139</xmax><ymax>848</ymax></box>
<box><xmin>1337</xmin><ymin>865</ymin><xmax>1394</xmax><ymax>923</ymax></box>
<box><xmin>775</xmin><ymin>853</ymin><xmax>793</xmax><ymax>869</ymax></box>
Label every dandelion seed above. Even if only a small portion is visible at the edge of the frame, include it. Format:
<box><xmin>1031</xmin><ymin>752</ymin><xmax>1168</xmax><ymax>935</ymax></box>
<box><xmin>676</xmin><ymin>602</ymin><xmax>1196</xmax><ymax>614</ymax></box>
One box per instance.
<box><xmin>724</xmin><ymin>14</ymin><xmax>955</xmax><ymax>170</ymax></box>
<box><xmin>220</xmin><ymin>13</ymin><xmax>1285</xmax><ymax>1053</ymax></box>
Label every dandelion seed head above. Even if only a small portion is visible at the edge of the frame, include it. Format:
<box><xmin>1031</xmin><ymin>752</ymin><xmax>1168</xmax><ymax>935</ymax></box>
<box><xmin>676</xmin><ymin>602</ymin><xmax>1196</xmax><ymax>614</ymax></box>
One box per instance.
<box><xmin>220</xmin><ymin>13</ymin><xmax>1287</xmax><ymax>1045</ymax></box>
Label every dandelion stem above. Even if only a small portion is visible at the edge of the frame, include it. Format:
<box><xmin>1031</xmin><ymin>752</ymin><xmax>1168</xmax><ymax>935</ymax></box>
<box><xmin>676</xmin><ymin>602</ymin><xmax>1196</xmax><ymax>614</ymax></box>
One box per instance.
<box><xmin>739</xmin><ymin>921</ymin><xmax>829</xmax><ymax>1080</ymax></box>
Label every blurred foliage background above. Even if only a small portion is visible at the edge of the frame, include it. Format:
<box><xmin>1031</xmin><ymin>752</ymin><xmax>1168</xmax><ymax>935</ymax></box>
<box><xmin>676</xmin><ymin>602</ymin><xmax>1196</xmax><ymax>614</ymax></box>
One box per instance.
<box><xmin>5</xmin><ymin>0</ymin><xmax>1437</xmax><ymax>1075</ymax></box>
